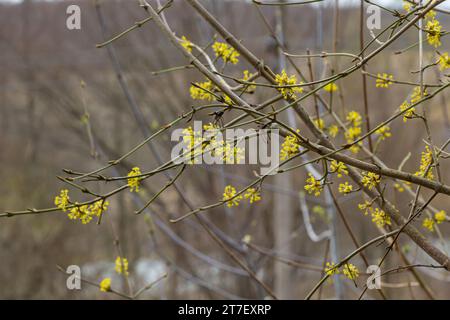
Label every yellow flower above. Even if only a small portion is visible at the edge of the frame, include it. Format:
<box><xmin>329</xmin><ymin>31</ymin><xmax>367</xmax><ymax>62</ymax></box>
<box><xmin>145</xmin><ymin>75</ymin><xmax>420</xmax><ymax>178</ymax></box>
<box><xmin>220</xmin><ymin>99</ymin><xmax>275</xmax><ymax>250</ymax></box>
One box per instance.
<box><xmin>339</xmin><ymin>181</ymin><xmax>353</xmax><ymax>194</ymax></box>
<box><xmin>280</xmin><ymin>131</ymin><xmax>301</xmax><ymax>160</ymax></box>
<box><xmin>426</xmin><ymin>19</ymin><xmax>442</xmax><ymax>48</ymax></box>
<box><xmin>328</xmin><ymin>125</ymin><xmax>339</xmax><ymax>138</ymax></box>
<box><xmin>127</xmin><ymin>167</ymin><xmax>142</xmax><ymax>192</ymax></box>
<box><xmin>115</xmin><ymin>256</ymin><xmax>129</xmax><ymax>276</ymax></box>
<box><xmin>330</xmin><ymin>160</ymin><xmax>348</xmax><ymax>178</ymax></box>
<box><xmin>68</xmin><ymin>203</ymin><xmax>88</xmax><ymax>221</ymax></box>
<box><xmin>99</xmin><ymin>278</ymin><xmax>111</xmax><ymax>292</ymax></box>
<box><xmin>220</xmin><ymin>142</ymin><xmax>244</xmax><ymax>164</ymax></box>
<box><xmin>361</xmin><ymin>172</ymin><xmax>381</xmax><ymax>190</ymax></box>
<box><xmin>325</xmin><ymin>262</ymin><xmax>340</xmax><ymax>276</ymax></box>
<box><xmin>343</xmin><ymin>264</ymin><xmax>359</xmax><ymax>280</ymax></box>
<box><xmin>399</xmin><ymin>101</ymin><xmax>414</xmax><ymax>122</ymax></box>
<box><xmin>345</xmin><ymin>122</ymin><xmax>362</xmax><ymax>155</ymax></box>
<box><xmin>346</xmin><ymin>111</ymin><xmax>362</xmax><ymax>127</ymax></box>
<box><xmin>435</xmin><ymin>210</ymin><xmax>447</xmax><ymax>224</ymax></box>
<box><xmin>358</xmin><ymin>201</ymin><xmax>372</xmax><ymax>216</ymax></box>
<box><xmin>242</xmin><ymin>70</ymin><xmax>256</xmax><ymax>93</ymax></box>
<box><xmin>275</xmin><ymin>69</ymin><xmax>304</xmax><ymax>99</ymax></box>
<box><xmin>423</xmin><ymin>217</ymin><xmax>435</xmax><ymax>232</ymax></box>
<box><xmin>304</xmin><ymin>173</ymin><xmax>323</xmax><ymax>197</ymax></box>
<box><xmin>349</xmin><ymin>144</ymin><xmax>361</xmax><ymax>155</ymax></box>
<box><xmin>426</xmin><ymin>10</ymin><xmax>436</xmax><ymax>20</ymax></box>
<box><xmin>223</xmin><ymin>185</ymin><xmax>242</xmax><ymax>207</ymax></box>
<box><xmin>180</xmin><ymin>36</ymin><xmax>193</xmax><ymax>53</ymax></box>
<box><xmin>438</xmin><ymin>52</ymin><xmax>450</xmax><ymax>70</ymax></box>
<box><xmin>371</xmin><ymin>208</ymin><xmax>391</xmax><ymax>227</ymax></box>
<box><xmin>55</xmin><ymin>189</ymin><xmax>70</xmax><ymax>212</ymax></box>
<box><xmin>375</xmin><ymin>125</ymin><xmax>391</xmax><ymax>141</ymax></box>
<box><xmin>376</xmin><ymin>73</ymin><xmax>393</xmax><ymax>88</ymax></box>
<box><xmin>338</xmin><ymin>182</ymin><xmax>353</xmax><ymax>195</ymax></box>
<box><xmin>67</xmin><ymin>200</ymin><xmax>108</xmax><ymax>224</ymax></box>
<box><xmin>345</xmin><ymin>126</ymin><xmax>362</xmax><ymax>141</ymax></box>
<box><xmin>89</xmin><ymin>200</ymin><xmax>109</xmax><ymax>217</ymax></box>
<box><xmin>324</xmin><ymin>82</ymin><xmax>338</xmax><ymax>92</ymax></box>
<box><xmin>314</xmin><ymin>118</ymin><xmax>325</xmax><ymax>130</ymax></box>
<box><xmin>394</xmin><ymin>183</ymin><xmax>405</xmax><ymax>192</ymax></box>
<box><xmin>244</xmin><ymin>188</ymin><xmax>261</xmax><ymax>204</ymax></box>
<box><xmin>410</xmin><ymin>86</ymin><xmax>427</xmax><ymax>104</ymax></box>
<box><xmin>181</xmin><ymin>126</ymin><xmax>204</xmax><ymax>164</ymax></box>
<box><xmin>415</xmin><ymin>146</ymin><xmax>434</xmax><ymax>180</ymax></box>
<box><xmin>190</xmin><ymin>80</ymin><xmax>215</xmax><ymax>101</ymax></box>
<box><xmin>212</xmin><ymin>41</ymin><xmax>239</xmax><ymax>64</ymax></box>
<box><xmin>403</xmin><ymin>1</ymin><xmax>412</xmax><ymax>12</ymax></box>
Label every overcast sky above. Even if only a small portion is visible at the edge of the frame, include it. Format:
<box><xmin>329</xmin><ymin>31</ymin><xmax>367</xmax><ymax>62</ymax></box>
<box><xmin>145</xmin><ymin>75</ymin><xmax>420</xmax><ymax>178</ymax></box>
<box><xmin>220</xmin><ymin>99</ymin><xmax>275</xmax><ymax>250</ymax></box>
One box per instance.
<box><xmin>1</xmin><ymin>0</ymin><xmax>449</xmax><ymax>9</ymax></box>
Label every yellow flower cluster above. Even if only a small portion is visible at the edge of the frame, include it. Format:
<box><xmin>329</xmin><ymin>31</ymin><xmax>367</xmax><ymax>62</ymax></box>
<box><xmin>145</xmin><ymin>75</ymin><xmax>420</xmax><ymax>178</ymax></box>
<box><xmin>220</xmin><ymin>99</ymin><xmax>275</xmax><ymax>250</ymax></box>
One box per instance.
<box><xmin>280</xmin><ymin>131</ymin><xmax>301</xmax><ymax>161</ymax></box>
<box><xmin>399</xmin><ymin>101</ymin><xmax>413</xmax><ymax>122</ymax></box>
<box><xmin>99</xmin><ymin>278</ymin><xmax>111</xmax><ymax>292</ymax></box>
<box><xmin>182</xmin><ymin>126</ymin><xmax>244</xmax><ymax>165</ymax></box>
<box><xmin>435</xmin><ymin>210</ymin><xmax>447</xmax><ymax>224</ymax></box>
<box><xmin>244</xmin><ymin>188</ymin><xmax>261</xmax><ymax>204</ymax></box>
<box><xmin>68</xmin><ymin>200</ymin><xmax>109</xmax><ymax>224</ymax></box>
<box><xmin>242</xmin><ymin>70</ymin><xmax>256</xmax><ymax>93</ymax></box>
<box><xmin>403</xmin><ymin>1</ymin><xmax>436</xmax><ymax>20</ymax></box>
<box><xmin>426</xmin><ymin>19</ymin><xmax>442</xmax><ymax>48</ymax></box>
<box><xmin>338</xmin><ymin>182</ymin><xmax>353</xmax><ymax>195</ymax></box>
<box><xmin>394</xmin><ymin>183</ymin><xmax>405</xmax><ymax>192</ymax></box>
<box><xmin>375</xmin><ymin>125</ymin><xmax>391</xmax><ymax>141</ymax></box>
<box><xmin>127</xmin><ymin>167</ymin><xmax>142</xmax><ymax>192</ymax></box>
<box><xmin>275</xmin><ymin>69</ymin><xmax>304</xmax><ymax>99</ymax></box>
<box><xmin>345</xmin><ymin>111</ymin><xmax>363</xmax><ymax>154</ymax></box>
<box><xmin>330</xmin><ymin>160</ymin><xmax>348</xmax><ymax>178</ymax></box>
<box><xmin>410</xmin><ymin>86</ymin><xmax>427</xmax><ymax>104</ymax></box>
<box><xmin>181</xmin><ymin>127</ymin><xmax>198</xmax><ymax>163</ymax></box>
<box><xmin>314</xmin><ymin>118</ymin><xmax>325</xmax><ymax>130</ymax></box>
<box><xmin>346</xmin><ymin>111</ymin><xmax>362</xmax><ymax>127</ymax></box>
<box><xmin>376</xmin><ymin>73</ymin><xmax>393</xmax><ymax>88</ymax></box>
<box><xmin>55</xmin><ymin>189</ymin><xmax>109</xmax><ymax>224</ymax></box>
<box><xmin>423</xmin><ymin>210</ymin><xmax>447</xmax><ymax>232</ymax></box>
<box><xmin>325</xmin><ymin>262</ymin><xmax>340</xmax><ymax>276</ymax></box>
<box><xmin>342</xmin><ymin>263</ymin><xmax>359</xmax><ymax>280</ymax></box>
<box><xmin>358</xmin><ymin>200</ymin><xmax>372</xmax><ymax>216</ymax></box>
<box><xmin>223</xmin><ymin>185</ymin><xmax>261</xmax><ymax>207</ymax></box>
<box><xmin>399</xmin><ymin>86</ymin><xmax>427</xmax><ymax>122</ymax></box>
<box><xmin>402</xmin><ymin>1</ymin><xmax>412</xmax><ymax>12</ymax></box>
<box><xmin>55</xmin><ymin>189</ymin><xmax>70</xmax><ymax>212</ymax></box>
<box><xmin>180</xmin><ymin>36</ymin><xmax>193</xmax><ymax>53</ymax></box>
<box><xmin>190</xmin><ymin>80</ymin><xmax>215</xmax><ymax>101</ymax></box>
<box><xmin>212</xmin><ymin>41</ymin><xmax>240</xmax><ymax>64</ymax></box>
<box><xmin>371</xmin><ymin>208</ymin><xmax>391</xmax><ymax>227</ymax></box>
<box><xmin>223</xmin><ymin>185</ymin><xmax>242</xmax><ymax>207</ymax></box>
<box><xmin>328</xmin><ymin>125</ymin><xmax>339</xmax><ymax>138</ymax></box>
<box><xmin>423</xmin><ymin>217</ymin><xmax>435</xmax><ymax>232</ymax></box>
<box><xmin>438</xmin><ymin>52</ymin><xmax>450</xmax><ymax>71</ymax></box>
<box><xmin>324</xmin><ymin>82</ymin><xmax>338</xmax><ymax>92</ymax></box>
<box><xmin>358</xmin><ymin>200</ymin><xmax>390</xmax><ymax>228</ymax></box>
<box><xmin>115</xmin><ymin>256</ymin><xmax>129</xmax><ymax>276</ymax></box>
<box><xmin>325</xmin><ymin>262</ymin><xmax>359</xmax><ymax>281</ymax></box>
<box><xmin>361</xmin><ymin>172</ymin><xmax>381</xmax><ymax>190</ymax></box>
<box><xmin>415</xmin><ymin>145</ymin><xmax>434</xmax><ymax>180</ymax></box>
<box><xmin>222</xmin><ymin>185</ymin><xmax>262</xmax><ymax>207</ymax></box>
<box><xmin>304</xmin><ymin>173</ymin><xmax>323</xmax><ymax>197</ymax></box>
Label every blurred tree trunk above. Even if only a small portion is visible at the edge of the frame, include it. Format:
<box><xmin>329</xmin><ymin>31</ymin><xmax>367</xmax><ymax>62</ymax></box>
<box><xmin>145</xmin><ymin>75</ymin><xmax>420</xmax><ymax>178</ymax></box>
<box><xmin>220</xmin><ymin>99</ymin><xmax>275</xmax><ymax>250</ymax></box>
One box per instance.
<box><xmin>272</xmin><ymin>1</ymin><xmax>295</xmax><ymax>299</ymax></box>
